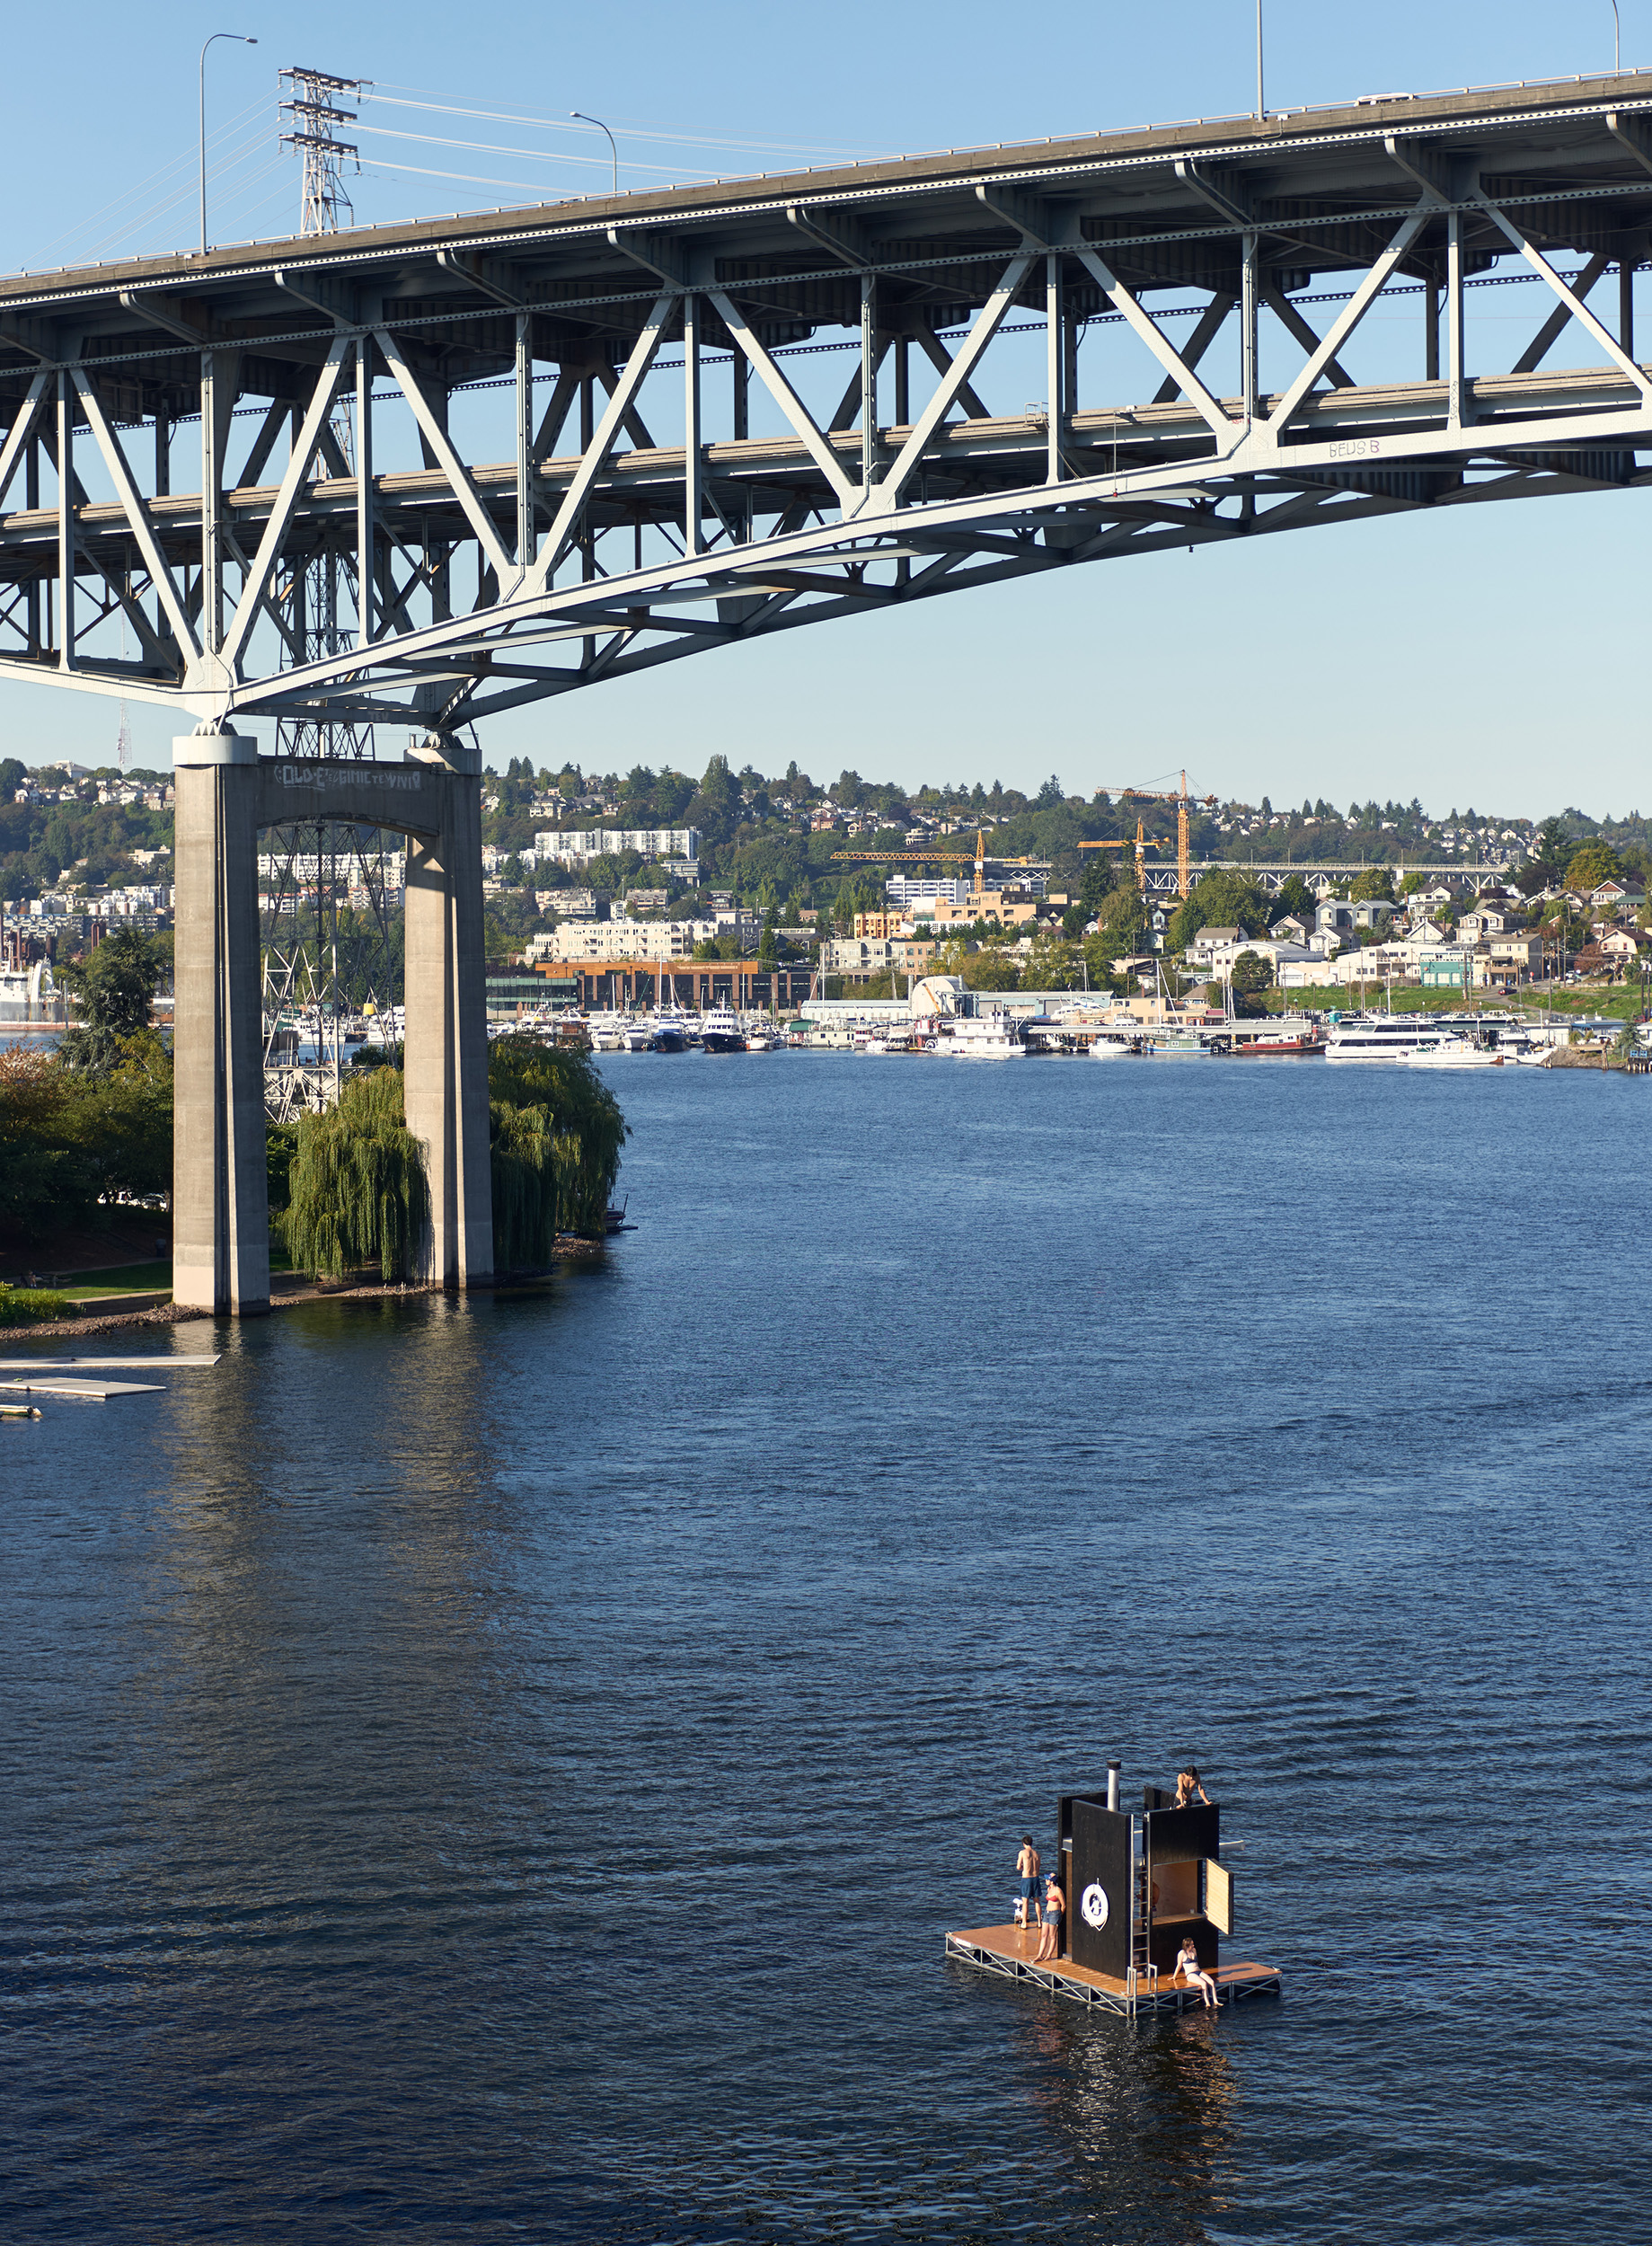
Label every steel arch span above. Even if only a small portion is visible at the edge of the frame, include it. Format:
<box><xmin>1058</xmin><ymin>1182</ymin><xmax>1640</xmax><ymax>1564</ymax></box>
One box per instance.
<box><xmin>4</xmin><ymin>70</ymin><xmax>1652</xmax><ymax>741</ymax></box>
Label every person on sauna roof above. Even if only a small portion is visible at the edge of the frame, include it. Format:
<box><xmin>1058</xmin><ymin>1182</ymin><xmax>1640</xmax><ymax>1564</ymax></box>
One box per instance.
<box><xmin>1174</xmin><ymin>1764</ymin><xmax>1212</xmax><ymax>1808</ymax></box>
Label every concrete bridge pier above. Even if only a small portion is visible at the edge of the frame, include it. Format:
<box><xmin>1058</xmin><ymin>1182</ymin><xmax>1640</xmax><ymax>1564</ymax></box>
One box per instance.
<box><xmin>170</xmin><ymin>728</ymin><xmax>493</xmax><ymax>1316</ymax></box>
<box><xmin>172</xmin><ymin>730</ymin><xmax>270</xmax><ymax>1315</ymax></box>
<box><xmin>403</xmin><ymin>732</ymin><xmax>494</xmax><ymax>1289</ymax></box>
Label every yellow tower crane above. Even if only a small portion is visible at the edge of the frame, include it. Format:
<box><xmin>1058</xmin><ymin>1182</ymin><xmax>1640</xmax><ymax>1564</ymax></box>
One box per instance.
<box><xmin>1077</xmin><ymin>774</ymin><xmax>1215</xmax><ymax>898</ymax></box>
<box><xmin>1077</xmin><ymin>825</ymin><xmax>1162</xmax><ymax>896</ymax></box>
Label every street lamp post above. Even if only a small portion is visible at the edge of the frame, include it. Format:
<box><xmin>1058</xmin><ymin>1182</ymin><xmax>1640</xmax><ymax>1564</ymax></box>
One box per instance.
<box><xmin>1255</xmin><ymin>2</ymin><xmax>1266</xmax><ymax>120</ymax></box>
<box><xmin>1611</xmin><ymin>1</ymin><xmax>1621</xmax><ymax>74</ymax></box>
<box><xmin>200</xmin><ymin>31</ymin><xmax>259</xmax><ymax>253</ymax></box>
<box><xmin>570</xmin><ymin>111</ymin><xmax>618</xmax><ymax>195</ymax></box>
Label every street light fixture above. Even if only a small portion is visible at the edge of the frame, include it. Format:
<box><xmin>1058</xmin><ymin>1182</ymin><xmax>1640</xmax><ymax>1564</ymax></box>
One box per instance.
<box><xmin>1611</xmin><ymin>1</ymin><xmax>1621</xmax><ymax>74</ymax></box>
<box><xmin>200</xmin><ymin>31</ymin><xmax>259</xmax><ymax>253</ymax></box>
<box><xmin>570</xmin><ymin>111</ymin><xmax>618</xmax><ymax>195</ymax></box>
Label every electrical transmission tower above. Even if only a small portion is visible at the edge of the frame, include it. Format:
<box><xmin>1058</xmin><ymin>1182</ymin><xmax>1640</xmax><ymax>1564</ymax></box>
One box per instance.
<box><xmin>268</xmin><ymin>66</ymin><xmax>400</xmax><ymax>1099</ymax></box>
<box><xmin>278</xmin><ymin>66</ymin><xmax>367</xmax><ymax>234</ymax></box>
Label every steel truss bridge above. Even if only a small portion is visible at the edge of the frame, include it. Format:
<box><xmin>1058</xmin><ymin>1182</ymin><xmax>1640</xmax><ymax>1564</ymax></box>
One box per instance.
<box><xmin>1160</xmin><ymin>859</ymin><xmax>1516</xmax><ymax>898</ymax></box>
<box><xmin>4</xmin><ymin>71</ymin><xmax>1652</xmax><ymax>734</ymax></box>
<box><xmin>3</xmin><ymin>72</ymin><xmax>1643</xmax><ymax>1312</ymax></box>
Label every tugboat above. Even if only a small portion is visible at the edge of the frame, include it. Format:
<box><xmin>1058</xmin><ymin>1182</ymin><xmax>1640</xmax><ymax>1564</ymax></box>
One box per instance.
<box><xmin>700</xmin><ymin>1003</ymin><xmax>747</xmax><ymax>1054</ymax></box>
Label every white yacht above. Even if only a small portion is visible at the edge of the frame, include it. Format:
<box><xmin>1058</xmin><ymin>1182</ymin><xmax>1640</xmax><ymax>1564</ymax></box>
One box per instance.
<box><xmin>1325</xmin><ymin>1013</ymin><xmax>1453</xmax><ymax>1063</ymax></box>
<box><xmin>700</xmin><ymin>1004</ymin><xmax>747</xmax><ymax>1054</ymax></box>
<box><xmin>1089</xmin><ymin>1033</ymin><xmax>1135</xmax><ymax>1058</ymax></box>
<box><xmin>939</xmin><ymin>1009</ymin><xmax>1027</xmax><ymax>1058</ymax></box>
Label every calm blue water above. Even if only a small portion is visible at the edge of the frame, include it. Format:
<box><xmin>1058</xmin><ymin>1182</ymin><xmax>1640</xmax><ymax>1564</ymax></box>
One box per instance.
<box><xmin>2</xmin><ymin>1054</ymin><xmax>1647</xmax><ymax>2242</ymax></box>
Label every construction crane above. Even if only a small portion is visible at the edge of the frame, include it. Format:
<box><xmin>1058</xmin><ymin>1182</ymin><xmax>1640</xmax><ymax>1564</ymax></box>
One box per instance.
<box><xmin>1077</xmin><ymin>773</ymin><xmax>1215</xmax><ymax>898</ymax></box>
<box><xmin>1078</xmin><ymin>825</ymin><xmax>1166</xmax><ymax>896</ymax></box>
<box><xmin>832</xmin><ymin>831</ymin><xmax>1045</xmax><ymax>901</ymax></box>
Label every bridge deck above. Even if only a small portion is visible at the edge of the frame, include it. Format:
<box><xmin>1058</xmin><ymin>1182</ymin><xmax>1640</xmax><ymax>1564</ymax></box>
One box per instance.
<box><xmin>4</xmin><ymin>69</ymin><xmax>1652</xmax><ymax>728</ymax></box>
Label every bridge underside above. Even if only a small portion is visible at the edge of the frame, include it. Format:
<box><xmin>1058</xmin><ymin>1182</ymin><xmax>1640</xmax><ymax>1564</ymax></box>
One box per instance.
<box><xmin>2</xmin><ymin>70</ymin><xmax>1652</xmax><ymax>734</ymax></box>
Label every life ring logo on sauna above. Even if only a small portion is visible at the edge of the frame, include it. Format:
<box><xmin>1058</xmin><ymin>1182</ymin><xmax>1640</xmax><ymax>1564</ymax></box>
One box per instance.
<box><xmin>1081</xmin><ymin>1882</ymin><xmax>1109</xmax><ymax>1930</ymax></box>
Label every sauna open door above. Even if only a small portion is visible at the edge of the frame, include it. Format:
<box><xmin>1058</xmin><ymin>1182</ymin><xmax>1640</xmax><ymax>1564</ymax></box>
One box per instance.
<box><xmin>1204</xmin><ymin>1858</ymin><xmax>1232</xmax><ymax>1935</ymax></box>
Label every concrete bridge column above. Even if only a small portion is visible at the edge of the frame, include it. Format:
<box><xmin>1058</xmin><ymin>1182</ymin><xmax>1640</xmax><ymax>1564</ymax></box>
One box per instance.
<box><xmin>172</xmin><ymin>730</ymin><xmax>269</xmax><ymax>1314</ymax></box>
<box><xmin>403</xmin><ymin>733</ymin><xmax>493</xmax><ymax>1288</ymax></box>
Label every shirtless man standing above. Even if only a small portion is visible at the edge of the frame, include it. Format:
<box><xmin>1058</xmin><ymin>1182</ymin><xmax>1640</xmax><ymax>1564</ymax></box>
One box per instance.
<box><xmin>1015</xmin><ymin>1835</ymin><xmax>1042</xmax><ymax>1931</ymax></box>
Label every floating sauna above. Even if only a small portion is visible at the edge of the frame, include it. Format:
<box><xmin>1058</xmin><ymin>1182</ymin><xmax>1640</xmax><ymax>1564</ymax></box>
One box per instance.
<box><xmin>946</xmin><ymin>1763</ymin><xmax>1283</xmax><ymax>2019</ymax></box>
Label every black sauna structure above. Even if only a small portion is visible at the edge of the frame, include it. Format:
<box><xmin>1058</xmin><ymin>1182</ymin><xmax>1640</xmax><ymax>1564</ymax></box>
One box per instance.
<box><xmin>1058</xmin><ymin>1783</ymin><xmax>1233</xmax><ymax>1980</ymax></box>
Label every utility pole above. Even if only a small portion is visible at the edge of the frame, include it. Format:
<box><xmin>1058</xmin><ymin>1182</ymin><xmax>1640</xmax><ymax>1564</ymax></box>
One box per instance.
<box><xmin>271</xmin><ymin>66</ymin><xmax>397</xmax><ymax>1111</ymax></box>
<box><xmin>279</xmin><ymin>66</ymin><xmax>367</xmax><ymax>234</ymax></box>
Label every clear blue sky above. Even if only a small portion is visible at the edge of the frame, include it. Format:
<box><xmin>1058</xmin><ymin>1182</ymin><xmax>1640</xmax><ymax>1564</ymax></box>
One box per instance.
<box><xmin>2</xmin><ymin>2</ymin><xmax>1646</xmax><ymax>818</ymax></box>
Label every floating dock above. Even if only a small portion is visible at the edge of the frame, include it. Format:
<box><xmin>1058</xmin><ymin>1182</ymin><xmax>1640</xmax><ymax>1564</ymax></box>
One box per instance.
<box><xmin>945</xmin><ymin>1923</ymin><xmax>1283</xmax><ymax>2019</ymax></box>
<box><xmin>0</xmin><ymin>1377</ymin><xmax>164</xmax><ymax>1402</ymax></box>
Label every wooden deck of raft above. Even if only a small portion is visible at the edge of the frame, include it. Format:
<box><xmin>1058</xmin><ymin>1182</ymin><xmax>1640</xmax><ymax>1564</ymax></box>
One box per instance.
<box><xmin>946</xmin><ymin>1923</ymin><xmax>1283</xmax><ymax>2018</ymax></box>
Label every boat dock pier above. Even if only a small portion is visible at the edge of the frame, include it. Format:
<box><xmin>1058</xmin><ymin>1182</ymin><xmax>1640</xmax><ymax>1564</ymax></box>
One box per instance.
<box><xmin>945</xmin><ymin>1924</ymin><xmax>1282</xmax><ymax>2018</ymax></box>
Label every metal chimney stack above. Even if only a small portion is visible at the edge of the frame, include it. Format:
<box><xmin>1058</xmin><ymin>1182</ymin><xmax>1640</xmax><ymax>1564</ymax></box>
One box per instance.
<box><xmin>1107</xmin><ymin>1760</ymin><xmax>1120</xmax><ymax>1813</ymax></box>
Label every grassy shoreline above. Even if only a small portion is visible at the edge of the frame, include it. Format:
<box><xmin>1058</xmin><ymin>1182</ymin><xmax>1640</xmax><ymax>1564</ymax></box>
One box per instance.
<box><xmin>1262</xmin><ymin>983</ymin><xmax>1646</xmax><ymax>1023</ymax></box>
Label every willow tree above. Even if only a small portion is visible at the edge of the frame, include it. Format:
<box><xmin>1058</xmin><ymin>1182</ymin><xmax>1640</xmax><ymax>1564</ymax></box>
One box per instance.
<box><xmin>281</xmin><ymin>1066</ymin><xmax>428</xmax><ymax>1282</ymax></box>
<box><xmin>488</xmin><ymin>1035</ymin><xmax>628</xmax><ymax>1267</ymax></box>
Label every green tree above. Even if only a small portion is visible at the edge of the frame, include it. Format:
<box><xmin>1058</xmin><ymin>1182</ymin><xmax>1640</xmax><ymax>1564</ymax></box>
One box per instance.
<box><xmin>1167</xmin><ymin>870</ymin><xmax>1268</xmax><ymax>953</ymax></box>
<box><xmin>960</xmin><ymin>946</ymin><xmax>1020</xmax><ymax>992</ymax></box>
<box><xmin>487</xmin><ymin>1035</ymin><xmax>629</xmax><ymax>1246</ymax></box>
<box><xmin>1269</xmin><ymin>872</ymin><xmax>1316</xmax><ymax>924</ymax></box>
<box><xmin>1022</xmin><ymin>932</ymin><xmax>1083</xmax><ymax>989</ymax></box>
<box><xmin>57</xmin><ymin>928</ymin><xmax>170</xmax><ymax>1074</ymax></box>
<box><xmin>1229</xmin><ymin>950</ymin><xmax>1273</xmax><ymax>1014</ymax></box>
<box><xmin>57</xmin><ymin>1033</ymin><xmax>173</xmax><ymax>1202</ymax></box>
<box><xmin>1080</xmin><ymin>850</ymin><xmax>1123</xmax><ymax>913</ymax></box>
<box><xmin>1533</xmin><ymin>817</ymin><xmax>1573</xmax><ymax>880</ymax></box>
<box><xmin>1348</xmin><ymin>867</ymin><xmax>1396</xmax><ymax>903</ymax></box>
<box><xmin>1565</xmin><ymin>839</ymin><xmax>1623</xmax><ymax>892</ymax></box>
<box><xmin>1091</xmin><ymin>885</ymin><xmax>1146</xmax><ymax>958</ymax></box>
<box><xmin>281</xmin><ymin>1066</ymin><xmax>428</xmax><ymax>1283</ymax></box>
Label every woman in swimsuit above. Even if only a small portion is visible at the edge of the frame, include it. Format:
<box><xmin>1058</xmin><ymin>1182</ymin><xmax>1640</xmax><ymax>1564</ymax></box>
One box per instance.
<box><xmin>1033</xmin><ymin>1876</ymin><xmax>1065</xmax><ymax>1962</ymax></box>
<box><xmin>1174</xmin><ymin>1764</ymin><xmax>1211</xmax><ymax>1808</ymax></box>
<box><xmin>1175</xmin><ymin>1936</ymin><xmax>1219</xmax><ymax>2009</ymax></box>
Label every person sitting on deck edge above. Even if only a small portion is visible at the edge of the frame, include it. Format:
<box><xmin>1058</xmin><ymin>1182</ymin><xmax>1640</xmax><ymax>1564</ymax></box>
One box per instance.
<box><xmin>1176</xmin><ymin>1936</ymin><xmax>1220</xmax><ymax>2009</ymax></box>
<box><xmin>1174</xmin><ymin>1763</ymin><xmax>1212</xmax><ymax>1808</ymax></box>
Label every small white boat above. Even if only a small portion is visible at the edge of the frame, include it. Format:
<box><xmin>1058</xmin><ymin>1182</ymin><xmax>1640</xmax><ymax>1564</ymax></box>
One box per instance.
<box><xmin>1088</xmin><ymin>1033</ymin><xmax>1135</xmax><ymax>1058</ymax></box>
<box><xmin>1405</xmin><ymin>1037</ymin><xmax>1506</xmax><ymax>1069</ymax></box>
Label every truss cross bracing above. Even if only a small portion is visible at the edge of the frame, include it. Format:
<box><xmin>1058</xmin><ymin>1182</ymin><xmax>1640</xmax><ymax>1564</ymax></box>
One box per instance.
<box><xmin>4</xmin><ymin>71</ymin><xmax>1652</xmax><ymax>740</ymax></box>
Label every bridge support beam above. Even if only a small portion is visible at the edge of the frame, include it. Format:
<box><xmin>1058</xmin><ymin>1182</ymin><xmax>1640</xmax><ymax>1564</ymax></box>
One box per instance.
<box><xmin>172</xmin><ymin>730</ymin><xmax>270</xmax><ymax>1316</ymax></box>
<box><xmin>403</xmin><ymin>733</ymin><xmax>494</xmax><ymax>1289</ymax></box>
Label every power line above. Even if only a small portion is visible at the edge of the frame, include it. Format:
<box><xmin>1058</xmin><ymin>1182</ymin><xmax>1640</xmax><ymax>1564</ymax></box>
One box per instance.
<box><xmin>367</xmin><ymin>84</ymin><xmax>891</xmax><ymax>161</ymax></box>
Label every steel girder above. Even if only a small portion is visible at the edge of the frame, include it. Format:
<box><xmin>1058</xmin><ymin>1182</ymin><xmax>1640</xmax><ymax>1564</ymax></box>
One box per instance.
<box><xmin>4</xmin><ymin>73</ymin><xmax>1652</xmax><ymax>738</ymax></box>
